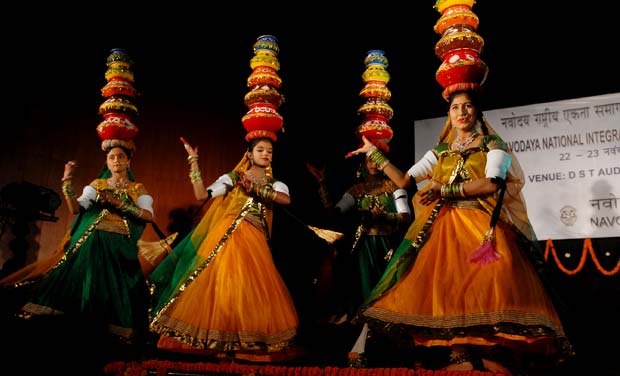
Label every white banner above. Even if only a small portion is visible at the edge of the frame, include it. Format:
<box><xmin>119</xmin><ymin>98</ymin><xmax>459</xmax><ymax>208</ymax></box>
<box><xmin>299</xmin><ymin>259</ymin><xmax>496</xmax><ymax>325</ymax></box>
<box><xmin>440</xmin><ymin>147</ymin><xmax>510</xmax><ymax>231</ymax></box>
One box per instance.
<box><xmin>414</xmin><ymin>93</ymin><xmax>620</xmax><ymax>240</ymax></box>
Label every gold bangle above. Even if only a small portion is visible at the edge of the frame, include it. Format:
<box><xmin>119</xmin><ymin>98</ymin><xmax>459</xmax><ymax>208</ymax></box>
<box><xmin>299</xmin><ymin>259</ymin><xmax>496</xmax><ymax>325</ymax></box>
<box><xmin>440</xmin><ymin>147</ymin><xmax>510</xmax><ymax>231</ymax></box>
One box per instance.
<box><xmin>121</xmin><ymin>203</ymin><xmax>140</xmax><ymax>217</ymax></box>
<box><xmin>258</xmin><ymin>184</ymin><xmax>277</xmax><ymax>202</ymax></box>
<box><xmin>61</xmin><ymin>180</ymin><xmax>76</xmax><ymax>198</ymax></box>
<box><xmin>187</xmin><ymin>155</ymin><xmax>199</xmax><ymax>164</ymax></box>
<box><xmin>189</xmin><ymin>169</ymin><xmax>202</xmax><ymax>183</ymax></box>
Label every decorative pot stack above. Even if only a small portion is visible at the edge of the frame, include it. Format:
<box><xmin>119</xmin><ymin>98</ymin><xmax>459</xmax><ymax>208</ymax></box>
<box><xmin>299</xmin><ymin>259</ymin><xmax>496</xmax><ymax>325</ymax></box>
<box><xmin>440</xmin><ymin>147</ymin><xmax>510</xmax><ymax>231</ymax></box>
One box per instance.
<box><xmin>242</xmin><ymin>35</ymin><xmax>285</xmax><ymax>142</ymax></box>
<box><xmin>356</xmin><ymin>50</ymin><xmax>394</xmax><ymax>152</ymax></box>
<box><xmin>433</xmin><ymin>0</ymin><xmax>488</xmax><ymax>100</ymax></box>
<box><xmin>96</xmin><ymin>48</ymin><xmax>140</xmax><ymax>151</ymax></box>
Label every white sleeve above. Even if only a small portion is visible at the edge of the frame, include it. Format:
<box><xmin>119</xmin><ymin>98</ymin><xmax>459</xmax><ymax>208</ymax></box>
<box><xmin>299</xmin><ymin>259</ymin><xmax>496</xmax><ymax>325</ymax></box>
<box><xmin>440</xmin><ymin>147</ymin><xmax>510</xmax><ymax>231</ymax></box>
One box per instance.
<box><xmin>77</xmin><ymin>185</ymin><xmax>155</xmax><ymax>215</ymax></box>
<box><xmin>137</xmin><ymin>194</ymin><xmax>154</xmax><ymax>215</ymax></box>
<box><xmin>273</xmin><ymin>181</ymin><xmax>290</xmax><ymax>196</ymax></box>
<box><xmin>77</xmin><ymin>185</ymin><xmax>97</xmax><ymax>209</ymax></box>
<box><xmin>335</xmin><ymin>192</ymin><xmax>356</xmax><ymax>213</ymax></box>
<box><xmin>406</xmin><ymin>150</ymin><xmax>437</xmax><ymax>179</ymax></box>
<box><xmin>206</xmin><ymin>174</ymin><xmax>233</xmax><ymax>197</ymax></box>
<box><xmin>393</xmin><ymin>189</ymin><xmax>411</xmax><ymax>215</ymax></box>
<box><xmin>486</xmin><ymin>149</ymin><xmax>512</xmax><ymax>179</ymax></box>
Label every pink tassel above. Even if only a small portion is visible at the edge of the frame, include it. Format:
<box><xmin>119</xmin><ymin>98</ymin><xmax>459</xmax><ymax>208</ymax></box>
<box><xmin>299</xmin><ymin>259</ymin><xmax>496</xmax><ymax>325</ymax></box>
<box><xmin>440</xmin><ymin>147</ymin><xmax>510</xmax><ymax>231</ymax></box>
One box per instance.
<box><xmin>469</xmin><ymin>228</ymin><xmax>501</xmax><ymax>265</ymax></box>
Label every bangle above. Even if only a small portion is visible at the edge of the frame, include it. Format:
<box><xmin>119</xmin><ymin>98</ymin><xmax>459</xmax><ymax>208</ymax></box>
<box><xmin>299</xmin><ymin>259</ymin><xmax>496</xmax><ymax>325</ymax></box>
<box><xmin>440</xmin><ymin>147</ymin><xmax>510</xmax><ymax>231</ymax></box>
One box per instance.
<box><xmin>129</xmin><ymin>205</ymin><xmax>140</xmax><ymax>217</ymax></box>
<box><xmin>61</xmin><ymin>180</ymin><xmax>76</xmax><ymax>198</ymax></box>
<box><xmin>258</xmin><ymin>184</ymin><xmax>277</xmax><ymax>202</ymax></box>
<box><xmin>187</xmin><ymin>155</ymin><xmax>199</xmax><ymax>164</ymax></box>
<box><xmin>368</xmin><ymin>147</ymin><xmax>389</xmax><ymax>170</ymax></box>
<box><xmin>440</xmin><ymin>183</ymin><xmax>464</xmax><ymax>198</ymax></box>
<box><xmin>458</xmin><ymin>182</ymin><xmax>466</xmax><ymax>197</ymax></box>
<box><xmin>189</xmin><ymin>168</ymin><xmax>202</xmax><ymax>183</ymax></box>
<box><xmin>121</xmin><ymin>202</ymin><xmax>141</xmax><ymax>217</ymax></box>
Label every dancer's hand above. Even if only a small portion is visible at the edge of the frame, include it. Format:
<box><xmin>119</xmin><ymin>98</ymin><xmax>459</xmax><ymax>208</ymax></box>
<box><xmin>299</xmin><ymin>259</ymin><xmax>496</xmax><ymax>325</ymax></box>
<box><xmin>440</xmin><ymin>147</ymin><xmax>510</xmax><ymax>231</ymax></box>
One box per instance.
<box><xmin>240</xmin><ymin>172</ymin><xmax>254</xmax><ymax>193</ymax></box>
<box><xmin>96</xmin><ymin>189</ymin><xmax>115</xmax><ymax>206</ymax></box>
<box><xmin>420</xmin><ymin>179</ymin><xmax>442</xmax><ymax>205</ymax></box>
<box><xmin>345</xmin><ymin>135</ymin><xmax>373</xmax><ymax>158</ymax></box>
<box><xmin>63</xmin><ymin>160</ymin><xmax>78</xmax><ymax>180</ymax></box>
<box><xmin>180</xmin><ymin>136</ymin><xmax>199</xmax><ymax>157</ymax></box>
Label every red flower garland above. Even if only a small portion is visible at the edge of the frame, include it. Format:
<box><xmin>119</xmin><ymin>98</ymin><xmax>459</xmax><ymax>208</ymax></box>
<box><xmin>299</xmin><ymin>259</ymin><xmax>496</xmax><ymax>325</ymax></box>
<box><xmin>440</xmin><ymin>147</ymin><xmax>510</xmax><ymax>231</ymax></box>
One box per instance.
<box><xmin>544</xmin><ymin>238</ymin><xmax>620</xmax><ymax>276</ymax></box>
<box><xmin>103</xmin><ymin>360</ymin><xmax>504</xmax><ymax>376</ymax></box>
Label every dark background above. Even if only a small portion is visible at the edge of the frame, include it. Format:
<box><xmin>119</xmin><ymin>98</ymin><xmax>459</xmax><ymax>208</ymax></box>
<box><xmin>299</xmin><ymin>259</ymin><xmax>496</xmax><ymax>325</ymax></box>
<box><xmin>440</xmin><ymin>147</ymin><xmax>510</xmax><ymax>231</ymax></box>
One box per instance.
<box><xmin>9</xmin><ymin>1</ymin><xmax>620</xmax><ymax>189</ymax></box>
<box><xmin>10</xmin><ymin>2</ymin><xmax>620</xmax><ymax>144</ymax></box>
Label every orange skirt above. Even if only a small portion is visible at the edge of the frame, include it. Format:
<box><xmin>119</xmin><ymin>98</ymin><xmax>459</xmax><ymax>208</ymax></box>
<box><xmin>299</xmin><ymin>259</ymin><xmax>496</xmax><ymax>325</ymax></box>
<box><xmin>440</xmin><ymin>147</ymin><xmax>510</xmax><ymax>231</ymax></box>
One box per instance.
<box><xmin>154</xmin><ymin>215</ymin><xmax>299</xmax><ymax>360</ymax></box>
<box><xmin>363</xmin><ymin>206</ymin><xmax>566</xmax><ymax>354</ymax></box>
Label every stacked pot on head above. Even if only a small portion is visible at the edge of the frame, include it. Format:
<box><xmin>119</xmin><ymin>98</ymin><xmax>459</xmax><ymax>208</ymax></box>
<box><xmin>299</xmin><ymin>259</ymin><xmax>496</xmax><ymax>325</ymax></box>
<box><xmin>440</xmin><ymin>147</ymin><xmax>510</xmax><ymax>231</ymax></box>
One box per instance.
<box><xmin>433</xmin><ymin>0</ymin><xmax>488</xmax><ymax>101</ymax></box>
<box><xmin>242</xmin><ymin>35</ymin><xmax>285</xmax><ymax>143</ymax></box>
<box><xmin>97</xmin><ymin>48</ymin><xmax>140</xmax><ymax>151</ymax></box>
<box><xmin>356</xmin><ymin>50</ymin><xmax>394</xmax><ymax>152</ymax></box>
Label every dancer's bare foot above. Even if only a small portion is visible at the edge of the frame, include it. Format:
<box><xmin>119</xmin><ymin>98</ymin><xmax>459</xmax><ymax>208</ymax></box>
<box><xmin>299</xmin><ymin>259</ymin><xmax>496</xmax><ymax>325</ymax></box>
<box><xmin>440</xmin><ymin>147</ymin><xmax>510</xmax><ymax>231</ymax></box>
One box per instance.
<box><xmin>443</xmin><ymin>346</ymin><xmax>473</xmax><ymax>371</ymax></box>
<box><xmin>443</xmin><ymin>360</ymin><xmax>474</xmax><ymax>370</ymax></box>
<box><xmin>482</xmin><ymin>358</ymin><xmax>512</xmax><ymax>375</ymax></box>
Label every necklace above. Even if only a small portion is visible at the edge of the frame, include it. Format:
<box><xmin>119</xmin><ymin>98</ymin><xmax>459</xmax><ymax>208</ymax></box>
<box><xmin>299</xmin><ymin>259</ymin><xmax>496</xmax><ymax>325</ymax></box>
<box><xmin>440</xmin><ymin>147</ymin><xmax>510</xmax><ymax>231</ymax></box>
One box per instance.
<box><xmin>453</xmin><ymin>132</ymin><xmax>478</xmax><ymax>152</ymax></box>
<box><xmin>246</xmin><ymin>170</ymin><xmax>266</xmax><ymax>185</ymax></box>
<box><xmin>365</xmin><ymin>176</ymin><xmax>383</xmax><ymax>191</ymax></box>
<box><xmin>107</xmin><ymin>178</ymin><xmax>129</xmax><ymax>190</ymax></box>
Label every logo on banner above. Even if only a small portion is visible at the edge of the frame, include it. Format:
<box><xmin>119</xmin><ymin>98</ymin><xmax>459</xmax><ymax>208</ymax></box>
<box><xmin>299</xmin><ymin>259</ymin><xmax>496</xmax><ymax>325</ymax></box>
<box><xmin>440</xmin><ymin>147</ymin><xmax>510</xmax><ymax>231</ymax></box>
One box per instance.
<box><xmin>560</xmin><ymin>206</ymin><xmax>577</xmax><ymax>226</ymax></box>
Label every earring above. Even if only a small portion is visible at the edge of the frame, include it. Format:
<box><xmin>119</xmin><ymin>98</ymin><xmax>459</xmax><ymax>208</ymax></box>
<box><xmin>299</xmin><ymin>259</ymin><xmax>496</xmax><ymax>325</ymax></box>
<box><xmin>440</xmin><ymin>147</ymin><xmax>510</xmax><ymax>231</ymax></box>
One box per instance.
<box><xmin>265</xmin><ymin>163</ymin><xmax>273</xmax><ymax>179</ymax></box>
